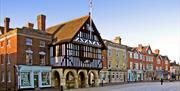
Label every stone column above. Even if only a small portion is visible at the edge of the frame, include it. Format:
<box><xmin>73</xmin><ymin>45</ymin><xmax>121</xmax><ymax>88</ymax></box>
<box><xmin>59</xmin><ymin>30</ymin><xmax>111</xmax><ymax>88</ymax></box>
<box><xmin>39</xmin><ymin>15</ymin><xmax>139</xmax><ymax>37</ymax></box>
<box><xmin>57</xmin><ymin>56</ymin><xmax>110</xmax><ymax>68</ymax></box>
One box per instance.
<box><xmin>61</xmin><ymin>77</ymin><xmax>66</xmax><ymax>89</ymax></box>
<box><xmin>95</xmin><ymin>77</ymin><xmax>99</xmax><ymax>87</ymax></box>
<box><xmin>74</xmin><ymin>76</ymin><xmax>79</xmax><ymax>88</ymax></box>
<box><xmin>85</xmin><ymin>76</ymin><xmax>89</xmax><ymax>87</ymax></box>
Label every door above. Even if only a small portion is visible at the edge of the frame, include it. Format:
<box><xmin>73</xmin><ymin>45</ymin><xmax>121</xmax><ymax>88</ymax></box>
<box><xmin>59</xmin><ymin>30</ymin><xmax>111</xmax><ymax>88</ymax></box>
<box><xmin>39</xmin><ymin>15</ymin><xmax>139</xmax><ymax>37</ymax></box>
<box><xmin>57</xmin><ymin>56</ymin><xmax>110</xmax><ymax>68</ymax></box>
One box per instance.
<box><xmin>34</xmin><ymin>72</ymin><xmax>39</xmax><ymax>88</ymax></box>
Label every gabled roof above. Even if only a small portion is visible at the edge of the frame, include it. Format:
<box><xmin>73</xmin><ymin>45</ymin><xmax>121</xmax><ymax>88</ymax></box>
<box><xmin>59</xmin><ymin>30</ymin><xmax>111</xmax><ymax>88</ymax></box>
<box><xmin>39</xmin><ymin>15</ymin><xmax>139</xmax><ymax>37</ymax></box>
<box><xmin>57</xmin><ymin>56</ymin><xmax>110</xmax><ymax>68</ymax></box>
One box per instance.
<box><xmin>46</xmin><ymin>15</ymin><xmax>89</xmax><ymax>44</ymax></box>
<box><xmin>161</xmin><ymin>55</ymin><xmax>170</xmax><ymax>61</ymax></box>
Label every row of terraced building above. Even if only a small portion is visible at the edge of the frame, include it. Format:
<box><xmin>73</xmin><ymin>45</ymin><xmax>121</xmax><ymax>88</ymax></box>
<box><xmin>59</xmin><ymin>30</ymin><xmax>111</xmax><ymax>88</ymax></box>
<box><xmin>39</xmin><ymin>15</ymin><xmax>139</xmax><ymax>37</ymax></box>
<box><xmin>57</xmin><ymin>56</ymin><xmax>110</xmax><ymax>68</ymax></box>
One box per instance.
<box><xmin>0</xmin><ymin>14</ymin><xmax>172</xmax><ymax>91</ymax></box>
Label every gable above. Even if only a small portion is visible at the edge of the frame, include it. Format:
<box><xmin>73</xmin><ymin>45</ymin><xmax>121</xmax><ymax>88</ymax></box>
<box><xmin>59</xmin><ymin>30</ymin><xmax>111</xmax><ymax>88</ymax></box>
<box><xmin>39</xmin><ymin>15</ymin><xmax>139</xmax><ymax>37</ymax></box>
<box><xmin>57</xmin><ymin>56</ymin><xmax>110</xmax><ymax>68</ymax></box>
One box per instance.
<box><xmin>72</xmin><ymin>19</ymin><xmax>104</xmax><ymax>48</ymax></box>
<box><xmin>146</xmin><ymin>46</ymin><xmax>153</xmax><ymax>55</ymax></box>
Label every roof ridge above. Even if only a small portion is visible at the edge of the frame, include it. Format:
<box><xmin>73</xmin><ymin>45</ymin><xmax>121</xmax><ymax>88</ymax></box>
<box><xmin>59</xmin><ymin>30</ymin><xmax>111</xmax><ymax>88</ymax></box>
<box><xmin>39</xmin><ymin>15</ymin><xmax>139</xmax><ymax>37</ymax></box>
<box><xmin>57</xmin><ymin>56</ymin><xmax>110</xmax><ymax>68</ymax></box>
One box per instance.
<box><xmin>47</xmin><ymin>15</ymin><xmax>89</xmax><ymax>30</ymax></box>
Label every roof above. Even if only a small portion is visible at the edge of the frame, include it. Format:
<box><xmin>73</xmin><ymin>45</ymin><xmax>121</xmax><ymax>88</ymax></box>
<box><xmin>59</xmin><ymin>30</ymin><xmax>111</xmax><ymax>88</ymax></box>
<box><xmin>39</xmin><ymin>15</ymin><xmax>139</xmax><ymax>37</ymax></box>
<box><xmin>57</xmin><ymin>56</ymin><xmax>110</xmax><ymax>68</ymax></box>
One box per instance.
<box><xmin>46</xmin><ymin>15</ymin><xmax>89</xmax><ymax>44</ymax></box>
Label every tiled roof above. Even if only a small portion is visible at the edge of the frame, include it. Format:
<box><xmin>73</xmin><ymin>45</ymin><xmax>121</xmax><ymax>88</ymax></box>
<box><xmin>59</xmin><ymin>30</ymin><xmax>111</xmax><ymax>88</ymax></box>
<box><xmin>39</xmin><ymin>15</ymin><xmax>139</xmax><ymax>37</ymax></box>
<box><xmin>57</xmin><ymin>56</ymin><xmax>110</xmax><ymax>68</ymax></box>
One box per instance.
<box><xmin>46</xmin><ymin>15</ymin><xmax>89</xmax><ymax>44</ymax></box>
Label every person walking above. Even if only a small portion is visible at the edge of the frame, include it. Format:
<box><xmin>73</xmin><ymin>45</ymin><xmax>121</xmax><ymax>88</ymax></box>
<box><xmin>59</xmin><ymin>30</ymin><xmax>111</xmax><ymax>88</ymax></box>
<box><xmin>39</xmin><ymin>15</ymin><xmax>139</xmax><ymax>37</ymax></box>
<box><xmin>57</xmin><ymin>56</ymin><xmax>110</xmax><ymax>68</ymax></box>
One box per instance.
<box><xmin>161</xmin><ymin>78</ymin><xmax>163</xmax><ymax>85</ymax></box>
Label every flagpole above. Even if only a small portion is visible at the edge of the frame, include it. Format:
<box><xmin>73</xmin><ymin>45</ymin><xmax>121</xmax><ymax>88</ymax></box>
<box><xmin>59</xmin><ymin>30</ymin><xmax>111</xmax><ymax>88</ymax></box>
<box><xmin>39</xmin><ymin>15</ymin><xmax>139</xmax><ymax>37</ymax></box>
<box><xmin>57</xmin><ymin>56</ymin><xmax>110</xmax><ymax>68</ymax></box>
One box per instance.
<box><xmin>89</xmin><ymin>0</ymin><xmax>92</xmax><ymax>40</ymax></box>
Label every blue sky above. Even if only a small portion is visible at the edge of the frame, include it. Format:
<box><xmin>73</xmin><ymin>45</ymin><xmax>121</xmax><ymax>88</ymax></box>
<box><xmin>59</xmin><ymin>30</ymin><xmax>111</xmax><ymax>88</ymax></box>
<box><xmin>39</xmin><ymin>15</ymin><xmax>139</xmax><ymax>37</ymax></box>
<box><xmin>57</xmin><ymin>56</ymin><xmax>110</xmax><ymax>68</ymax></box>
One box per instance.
<box><xmin>0</xmin><ymin>0</ymin><xmax>179</xmax><ymax>63</ymax></box>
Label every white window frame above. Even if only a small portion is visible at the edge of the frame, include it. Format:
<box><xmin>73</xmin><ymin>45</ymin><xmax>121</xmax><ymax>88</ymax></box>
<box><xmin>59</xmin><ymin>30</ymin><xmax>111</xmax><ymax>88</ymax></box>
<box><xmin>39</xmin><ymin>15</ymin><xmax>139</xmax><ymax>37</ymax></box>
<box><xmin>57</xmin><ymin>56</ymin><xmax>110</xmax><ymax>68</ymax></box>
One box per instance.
<box><xmin>40</xmin><ymin>40</ymin><xmax>46</xmax><ymax>47</ymax></box>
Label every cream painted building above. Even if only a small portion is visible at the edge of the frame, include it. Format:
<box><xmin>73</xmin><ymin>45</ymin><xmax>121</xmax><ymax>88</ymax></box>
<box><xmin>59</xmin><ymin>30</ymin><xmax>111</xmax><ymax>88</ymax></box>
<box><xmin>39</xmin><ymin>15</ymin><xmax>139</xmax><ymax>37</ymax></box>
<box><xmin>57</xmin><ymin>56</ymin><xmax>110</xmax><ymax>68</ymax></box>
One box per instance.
<box><xmin>101</xmin><ymin>37</ymin><xmax>128</xmax><ymax>84</ymax></box>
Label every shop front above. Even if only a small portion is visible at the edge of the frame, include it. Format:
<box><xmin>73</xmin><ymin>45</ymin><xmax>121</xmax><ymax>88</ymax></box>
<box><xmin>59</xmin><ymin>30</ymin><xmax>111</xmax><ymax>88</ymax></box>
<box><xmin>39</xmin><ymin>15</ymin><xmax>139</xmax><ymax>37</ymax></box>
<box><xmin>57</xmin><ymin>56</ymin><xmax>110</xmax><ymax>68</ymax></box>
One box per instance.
<box><xmin>17</xmin><ymin>65</ymin><xmax>52</xmax><ymax>89</ymax></box>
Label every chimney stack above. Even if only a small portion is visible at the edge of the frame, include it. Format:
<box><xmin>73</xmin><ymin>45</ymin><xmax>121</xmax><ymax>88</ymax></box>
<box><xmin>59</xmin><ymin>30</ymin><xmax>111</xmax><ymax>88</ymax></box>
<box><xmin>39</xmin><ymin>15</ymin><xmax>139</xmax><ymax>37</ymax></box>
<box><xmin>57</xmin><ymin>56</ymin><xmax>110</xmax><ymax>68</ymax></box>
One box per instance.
<box><xmin>114</xmin><ymin>36</ymin><xmax>121</xmax><ymax>45</ymax></box>
<box><xmin>155</xmin><ymin>49</ymin><xmax>160</xmax><ymax>54</ymax></box>
<box><xmin>4</xmin><ymin>17</ymin><xmax>10</xmax><ymax>34</ymax></box>
<box><xmin>37</xmin><ymin>14</ymin><xmax>46</xmax><ymax>31</ymax></box>
<box><xmin>25</xmin><ymin>22</ymin><xmax>34</xmax><ymax>29</ymax></box>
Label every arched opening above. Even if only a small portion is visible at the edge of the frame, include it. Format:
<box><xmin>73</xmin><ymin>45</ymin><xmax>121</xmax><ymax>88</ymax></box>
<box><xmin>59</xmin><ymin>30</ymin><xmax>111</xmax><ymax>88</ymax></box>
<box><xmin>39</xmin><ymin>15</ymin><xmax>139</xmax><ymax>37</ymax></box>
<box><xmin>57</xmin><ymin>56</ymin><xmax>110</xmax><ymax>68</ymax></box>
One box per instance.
<box><xmin>78</xmin><ymin>72</ymin><xmax>86</xmax><ymax>88</ymax></box>
<box><xmin>88</xmin><ymin>71</ymin><xmax>95</xmax><ymax>87</ymax></box>
<box><xmin>66</xmin><ymin>71</ymin><xmax>75</xmax><ymax>89</ymax></box>
<box><xmin>53</xmin><ymin>71</ymin><xmax>60</xmax><ymax>88</ymax></box>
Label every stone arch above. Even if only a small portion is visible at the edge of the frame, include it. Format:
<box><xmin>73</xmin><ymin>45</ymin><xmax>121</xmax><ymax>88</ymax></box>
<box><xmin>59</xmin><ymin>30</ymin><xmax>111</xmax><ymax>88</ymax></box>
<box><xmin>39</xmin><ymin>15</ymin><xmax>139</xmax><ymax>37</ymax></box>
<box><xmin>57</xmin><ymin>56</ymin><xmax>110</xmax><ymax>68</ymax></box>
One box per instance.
<box><xmin>88</xmin><ymin>70</ymin><xmax>99</xmax><ymax>87</ymax></box>
<box><xmin>52</xmin><ymin>70</ymin><xmax>61</xmax><ymax>88</ymax></box>
<box><xmin>64</xmin><ymin>69</ymin><xmax>78</xmax><ymax>89</ymax></box>
<box><xmin>78</xmin><ymin>70</ymin><xmax>88</xmax><ymax>88</ymax></box>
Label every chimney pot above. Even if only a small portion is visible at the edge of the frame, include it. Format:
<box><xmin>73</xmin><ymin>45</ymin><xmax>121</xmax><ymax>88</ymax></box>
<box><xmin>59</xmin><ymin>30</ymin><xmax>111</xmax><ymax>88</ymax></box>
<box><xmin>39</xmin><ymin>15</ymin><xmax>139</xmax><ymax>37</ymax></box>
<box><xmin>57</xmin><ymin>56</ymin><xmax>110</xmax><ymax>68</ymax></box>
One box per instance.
<box><xmin>37</xmin><ymin>14</ymin><xmax>46</xmax><ymax>31</ymax></box>
<box><xmin>4</xmin><ymin>17</ymin><xmax>10</xmax><ymax>33</ymax></box>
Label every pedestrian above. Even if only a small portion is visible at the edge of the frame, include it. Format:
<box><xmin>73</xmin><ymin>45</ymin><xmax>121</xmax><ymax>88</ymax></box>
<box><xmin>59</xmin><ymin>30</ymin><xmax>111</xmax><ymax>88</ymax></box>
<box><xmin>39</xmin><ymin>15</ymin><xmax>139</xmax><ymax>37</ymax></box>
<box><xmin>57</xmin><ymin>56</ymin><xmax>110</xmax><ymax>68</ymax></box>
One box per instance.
<box><xmin>160</xmin><ymin>78</ymin><xmax>163</xmax><ymax>85</ymax></box>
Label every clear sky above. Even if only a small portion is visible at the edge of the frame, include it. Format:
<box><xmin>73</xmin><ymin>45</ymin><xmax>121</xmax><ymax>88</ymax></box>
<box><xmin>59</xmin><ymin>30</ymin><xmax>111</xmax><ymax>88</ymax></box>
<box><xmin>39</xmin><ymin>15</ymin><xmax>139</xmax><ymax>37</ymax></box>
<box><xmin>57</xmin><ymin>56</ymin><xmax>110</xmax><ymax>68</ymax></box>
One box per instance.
<box><xmin>0</xmin><ymin>0</ymin><xmax>179</xmax><ymax>63</ymax></box>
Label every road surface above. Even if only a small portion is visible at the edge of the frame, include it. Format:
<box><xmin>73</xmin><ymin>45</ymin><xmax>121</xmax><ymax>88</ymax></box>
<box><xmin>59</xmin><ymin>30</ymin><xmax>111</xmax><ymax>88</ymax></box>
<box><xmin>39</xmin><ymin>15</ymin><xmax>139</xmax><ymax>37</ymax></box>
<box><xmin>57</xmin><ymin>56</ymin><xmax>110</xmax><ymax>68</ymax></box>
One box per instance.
<box><xmin>66</xmin><ymin>81</ymin><xmax>180</xmax><ymax>91</ymax></box>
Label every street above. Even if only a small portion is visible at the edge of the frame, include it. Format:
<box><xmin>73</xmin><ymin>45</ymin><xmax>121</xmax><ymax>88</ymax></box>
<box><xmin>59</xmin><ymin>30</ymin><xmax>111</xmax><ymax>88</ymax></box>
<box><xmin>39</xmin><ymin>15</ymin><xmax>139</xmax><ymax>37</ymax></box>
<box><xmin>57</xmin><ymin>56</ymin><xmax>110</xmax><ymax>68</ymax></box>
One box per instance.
<box><xmin>65</xmin><ymin>81</ymin><xmax>180</xmax><ymax>91</ymax></box>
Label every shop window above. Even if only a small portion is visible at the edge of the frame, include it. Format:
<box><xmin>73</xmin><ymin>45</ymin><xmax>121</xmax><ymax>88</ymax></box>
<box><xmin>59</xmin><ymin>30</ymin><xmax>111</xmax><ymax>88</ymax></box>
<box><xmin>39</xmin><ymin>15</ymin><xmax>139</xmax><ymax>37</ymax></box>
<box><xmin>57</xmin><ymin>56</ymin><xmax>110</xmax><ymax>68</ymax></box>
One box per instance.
<box><xmin>42</xmin><ymin>72</ymin><xmax>50</xmax><ymax>85</ymax></box>
<box><xmin>21</xmin><ymin>72</ymin><xmax>31</xmax><ymax>86</ymax></box>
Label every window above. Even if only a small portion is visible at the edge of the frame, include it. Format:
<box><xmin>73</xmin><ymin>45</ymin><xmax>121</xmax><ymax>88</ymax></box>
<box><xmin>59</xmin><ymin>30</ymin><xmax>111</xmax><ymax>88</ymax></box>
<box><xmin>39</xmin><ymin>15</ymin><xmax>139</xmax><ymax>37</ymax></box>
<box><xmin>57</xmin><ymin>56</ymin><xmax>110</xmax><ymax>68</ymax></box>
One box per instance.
<box><xmin>130</xmin><ymin>62</ymin><xmax>133</xmax><ymax>69</ymax></box>
<box><xmin>165</xmin><ymin>65</ymin><xmax>168</xmax><ymax>71</ymax></box>
<box><xmin>1</xmin><ymin>71</ymin><xmax>5</xmax><ymax>82</ymax></box>
<box><xmin>40</xmin><ymin>41</ymin><xmax>45</xmax><ymax>47</ymax></box>
<box><xmin>148</xmin><ymin>50</ymin><xmax>151</xmax><ymax>54</ymax></box>
<box><xmin>135</xmin><ymin>63</ymin><xmax>139</xmax><ymax>70</ymax></box>
<box><xmin>7</xmin><ymin>54</ymin><xmax>10</xmax><ymax>64</ymax></box>
<box><xmin>140</xmin><ymin>54</ymin><xmax>143</xmax><ymax>59</ymax></box>
<box><xmin>116</xmin><ymin>51</ymin><xmax>119</xmax><ymax>57</ymax></box>
<box><xmin>0</xmin><ymin>55</ymin><xmax>4</xmax><ymax>64</ymax></box>
<box><xmin>40</xmin><ymin>54</ymin><xmax>45</xmax><ymax>65</ymax></box>
<box><xmin>50</xmin><ymin>47</ymin><xmax>54</xmax><ymax>57</ymax></box>
<box><xmin>21</xmin><ymin>72</ymin><xmax>31</xmax><ymax>86</ymax></box>
<box><xmin>26</xmin><ymin>38</ymin><xmax>32</xmax><ymax>45</ymax></box>
<box><xmin>42</xmin><ymin>72</ymin><xmax>50</xmax><ymax>85</ymax></box>
<box><xmin>26</xmin><ymin>51</ymin><xmax>33</xmax><ymax>65</ymax></box>
<box><xmin>108</xmin><ymin>49</ymin><xmax>112</xmax><ymax>57</ymax></box>
<box><xmin>140</xmin><ymin>63</ymin><xmax>142</xmax><ymax>70</ymax></box>
<box><xmin>165</xmin><ymin>60</ymin><xmax>168</xmax><ymax>64</ymax></box>
<box><xmin>129</xmin><ymin>52</ymin><xmax>133</xmax><ymax>58</ymax></box>
<box><xmin>8</xmin><ymin>71</ymin><xmax>11</xmax><ymax>82</ymax></box>
<box><xmin>0</xmin><ymin>41</ymin><xmax>3</xmax><ymax>48</ymax></box>
<box><xmin>157</xmin><ymin>58</ymin><xmax>160</xmax><ymax>64</ymax></box>
<box><xmin>134</xmin><ymin>53</ymin><xmax>138</xmax><ymax>59</ymax></box>
<box><xmin>156</xmin><ymin>67</ymin><xmax>159</xmax><ymax>70</ymax></box>
<box><xmin>109</xmin><ymin>61</ymin><xmax>112</xmax><ymax>69</ymax></box>
<box><xmin>7</xmin><ymin>40</ymin><xmax>10</xmax><ymax>46</ymax></box>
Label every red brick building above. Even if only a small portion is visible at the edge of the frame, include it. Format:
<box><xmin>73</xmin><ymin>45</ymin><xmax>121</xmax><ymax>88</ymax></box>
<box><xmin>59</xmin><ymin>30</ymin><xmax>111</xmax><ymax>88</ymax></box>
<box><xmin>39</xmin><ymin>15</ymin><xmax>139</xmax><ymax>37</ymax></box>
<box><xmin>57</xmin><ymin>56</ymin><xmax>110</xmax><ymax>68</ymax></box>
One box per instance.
<box><xmin>0</xmin><ymin>15</ymin><xmax>52</xmax><ymax>91</ymax></box>
<box><xmin>127</xmin><ymin>46</ymin><xmax>145</xmax><ymax>81</ymax></box>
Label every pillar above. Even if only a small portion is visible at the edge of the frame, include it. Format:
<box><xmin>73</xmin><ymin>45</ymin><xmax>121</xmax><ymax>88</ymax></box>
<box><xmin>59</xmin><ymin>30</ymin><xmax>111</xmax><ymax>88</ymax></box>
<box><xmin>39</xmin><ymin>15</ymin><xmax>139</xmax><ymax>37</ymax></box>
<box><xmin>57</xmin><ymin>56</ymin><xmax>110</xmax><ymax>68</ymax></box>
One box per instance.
<box><xmin>85</xmin><ymin>76</ymin><xmax>89</xmax><ymax>87</ymax></box>
<box><xmin>74</xmin><ymin>76</ymin><xmax>78</xmax><ymax>88</ymax></box>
